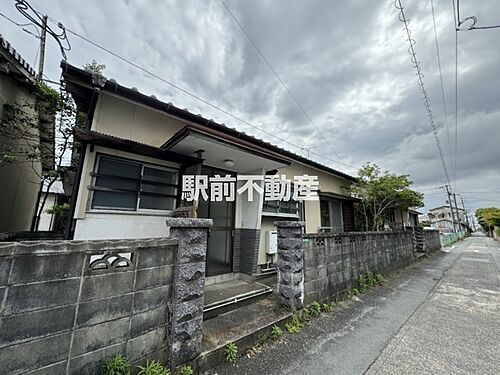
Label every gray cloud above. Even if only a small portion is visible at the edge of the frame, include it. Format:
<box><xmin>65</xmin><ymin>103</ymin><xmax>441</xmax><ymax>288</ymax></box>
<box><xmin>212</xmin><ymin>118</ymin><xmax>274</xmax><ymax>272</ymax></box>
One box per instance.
<box><xmin>2</xmin><ymin>0</ymin><xmax>499</xmax><ymax>219</ymax></box>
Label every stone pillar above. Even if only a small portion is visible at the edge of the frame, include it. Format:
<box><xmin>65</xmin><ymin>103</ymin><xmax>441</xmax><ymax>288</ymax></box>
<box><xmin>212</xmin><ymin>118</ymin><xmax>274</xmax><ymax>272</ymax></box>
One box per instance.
<box><xmin>275</xmin><ymin>221</ymin><xmax>305</xmax><ymax>310</ymax></box>
<box><xmin>166</xmin><ymin>218</ymin><xmax>213</xmax><ymax>368</ymax></box>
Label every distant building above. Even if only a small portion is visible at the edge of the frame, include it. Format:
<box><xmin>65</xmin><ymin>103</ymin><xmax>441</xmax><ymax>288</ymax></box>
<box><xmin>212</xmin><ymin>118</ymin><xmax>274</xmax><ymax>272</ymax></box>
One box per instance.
<box><xmin>428</xmin><ymin>205</ymin><xmax>468</xmax><ymax>232</ymax></box>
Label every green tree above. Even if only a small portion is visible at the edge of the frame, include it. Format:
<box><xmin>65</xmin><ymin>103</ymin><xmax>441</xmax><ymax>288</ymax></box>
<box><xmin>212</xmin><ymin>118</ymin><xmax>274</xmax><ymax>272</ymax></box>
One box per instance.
<box><xmin>349</xmin><ymin>163</ymin><xmax>424</xmax><ymax>231</ymax></box>
<box><xmin>475</xmin><ymin>207</ymin><xmax>500</xmax><ymax>235</ymax></box>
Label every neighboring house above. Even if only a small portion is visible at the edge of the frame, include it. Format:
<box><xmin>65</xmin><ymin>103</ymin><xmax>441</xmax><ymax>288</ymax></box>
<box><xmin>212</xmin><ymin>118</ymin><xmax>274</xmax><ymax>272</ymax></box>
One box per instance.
<box><xmin>62</xmin><ymin>62</ymin><xmax>358</xmax><ymax>280</ymax></box>
<box><xmin>0</xmin><ymin>35</ymin><xmax>53</xmax><ymax>232</ymax></box>
<box><xmin>385</xmin><ymin>208</ymin><xmax>421</xmax><ymax>230</ymax></box>
<box><xmin>37</xmin><ymin>179</ymin><xmax>67</xmax><ymax>231</ymax></box>
<box><xmin>428</xmin><ymin>205</ymin><xmax>467</xmax><ymax>232</ymax></box>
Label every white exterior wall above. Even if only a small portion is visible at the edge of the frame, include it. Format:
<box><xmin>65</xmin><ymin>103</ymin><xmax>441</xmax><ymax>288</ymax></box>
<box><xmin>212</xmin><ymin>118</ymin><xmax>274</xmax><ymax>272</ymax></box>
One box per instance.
<box><xmin>37</xmin><ymin>193</ymin><xmax>56</xmax><ymax>231</ymax></box>
<box><xmin>73</xmin><ymin>212</ymin><xmax>171</xmax><ymax>240</ymax></box>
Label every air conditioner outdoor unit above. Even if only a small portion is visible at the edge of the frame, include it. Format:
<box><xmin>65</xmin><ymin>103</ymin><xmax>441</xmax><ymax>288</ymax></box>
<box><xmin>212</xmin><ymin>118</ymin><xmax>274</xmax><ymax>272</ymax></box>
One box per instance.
<box><xmin>266</xmin><ymin>230</ymin><xmax>278</xmax><ymax>255</ymax></box>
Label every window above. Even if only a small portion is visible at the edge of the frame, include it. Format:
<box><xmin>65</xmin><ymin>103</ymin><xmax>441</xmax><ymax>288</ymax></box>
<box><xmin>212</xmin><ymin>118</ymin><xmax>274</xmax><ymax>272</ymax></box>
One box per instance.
<box><xmin>91</xmin><ymin>155</ymin><xmax>178</xmax><ymax>211</ymax></box>
<box><xmin>263</xmin><ymin>199</ymin><xmax>301</xmax><ymax>217</ymax></box>
<box><xmin>320</xmin><ymin>198</ymin><xmax>343</xmax><ymax>232</ymax></box>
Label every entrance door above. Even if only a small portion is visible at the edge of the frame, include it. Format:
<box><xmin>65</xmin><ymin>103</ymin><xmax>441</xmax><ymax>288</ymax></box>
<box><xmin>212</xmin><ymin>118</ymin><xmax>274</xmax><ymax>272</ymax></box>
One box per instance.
<box><xmin>198</xmin><ymin>166</ymin><xmax>235</xmax><ymax>277</ymax></box>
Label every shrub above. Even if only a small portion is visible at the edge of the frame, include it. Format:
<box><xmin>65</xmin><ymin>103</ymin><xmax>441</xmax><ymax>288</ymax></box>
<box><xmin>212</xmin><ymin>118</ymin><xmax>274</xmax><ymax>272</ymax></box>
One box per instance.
<box><xmin>180</xmin><ymin>365</ymin><xmax>193</xmax><ymax>375</ymax></box>
<box><xmin>136</xmin><ymin>360</ymin><xmax>170</xmax><ymax>375</ymax></box>
<box><xmin>102</xmin><ymin>354</ymin><xmax>131</xmax><ymax>375</ymax></box>
<box><xmin>224</xmin><ymin>342</ymin><xmax>238</xmax><ymax>363</ymax></box>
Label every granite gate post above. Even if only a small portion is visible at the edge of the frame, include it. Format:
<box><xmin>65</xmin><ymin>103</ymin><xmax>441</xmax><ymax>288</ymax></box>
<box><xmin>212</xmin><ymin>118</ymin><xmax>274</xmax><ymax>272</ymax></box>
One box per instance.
<box><xmin>166</xmin><ymin>218</ymin><xmax>212</xmax><ymax>368</ymax></box>
<box><xmin>275</xmin><ymin>221</ymin><xmax>305</xmax><ymax>310</ymax></box>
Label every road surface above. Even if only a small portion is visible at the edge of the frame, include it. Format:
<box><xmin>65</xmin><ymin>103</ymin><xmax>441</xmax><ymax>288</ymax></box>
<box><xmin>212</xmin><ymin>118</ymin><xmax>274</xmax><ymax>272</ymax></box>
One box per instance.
<box><xmin>207</xmin><ymin>233</ymin><xmax>500</xmax><ymax>375</ymax></box>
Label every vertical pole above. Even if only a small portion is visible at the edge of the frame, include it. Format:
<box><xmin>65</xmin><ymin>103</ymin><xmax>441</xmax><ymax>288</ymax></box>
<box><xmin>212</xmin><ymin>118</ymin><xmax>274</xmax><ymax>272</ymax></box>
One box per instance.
<box><xmin>37</xmin><ymin>15</ymin><xmax>48</xmax><ymax>81</ymax></box>
<box><xmin>444</xmin><ymin>185</ymin><xmax>457</xmax><ymax>232</ymax></box>
<box><xmin>459</xmin><ymin>195</ymin><xmax>470</xmax><ymax>230</ymax></box>
<box><xmin>453</xmin><ymin>193</ymin><xmax>461</xmax><ymax>233</ymax></box>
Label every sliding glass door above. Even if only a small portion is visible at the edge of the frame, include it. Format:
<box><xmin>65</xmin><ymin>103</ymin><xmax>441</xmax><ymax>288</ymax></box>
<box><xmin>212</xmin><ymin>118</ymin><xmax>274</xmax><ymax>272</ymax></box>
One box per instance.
<box><xmin>198</xmin><ymin>166</ymin><xmax>235</xmax><ymax>276</ymax></box>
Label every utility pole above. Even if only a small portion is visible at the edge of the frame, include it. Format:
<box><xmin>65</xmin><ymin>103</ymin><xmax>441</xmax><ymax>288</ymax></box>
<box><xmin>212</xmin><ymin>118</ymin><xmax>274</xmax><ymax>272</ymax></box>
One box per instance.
<box><xmin>37</xmin><ymin>14</ymin><xmax>48</xmax><ymax>81</ymax></box>
<box><xmin>453</xmin><ymin>193</ymin><xmax>461</xmax><ymax>232</ymax></box>
<box><xmin>444</xmin><ymin>184</ymin><xmax>457</xmax><ymax>232</ymax></box>
<box><xmin>459</xmin><ymin>195</ymin><xmax>470</xmax><ymax>230</ymax></box>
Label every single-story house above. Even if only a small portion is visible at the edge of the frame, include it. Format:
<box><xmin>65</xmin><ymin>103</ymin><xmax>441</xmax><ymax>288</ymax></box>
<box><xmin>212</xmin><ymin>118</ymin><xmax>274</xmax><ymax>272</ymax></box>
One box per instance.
<box><xmin>62</xmin><ymin>61</ymin><xmax>358</xmax><ymax>281</ymax></box>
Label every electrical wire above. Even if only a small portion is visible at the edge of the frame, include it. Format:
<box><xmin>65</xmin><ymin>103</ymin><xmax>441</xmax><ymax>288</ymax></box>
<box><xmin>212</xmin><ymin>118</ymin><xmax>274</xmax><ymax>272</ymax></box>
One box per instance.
<box><xmin>220</xmin><ymin>0</ymin><xmax>346</xmax><ymax>164</ymax></box>
<box><xmin>43</xmin><ymin>18</ymin><xmax>355</xmax><ymax>170</ymax></box>
<box><xmin>454</xmin><ymin>0</ymin><xmax>500</xmax><ymax>30</ymax></box>
<box><xmin>430</xmin><ymin>0</ymin><xmax>453</xmax><ymax>170</ymax></box>
<box><xmin>454</xmin><ymin>15</ymin><xmax>459</xmax><ymax>191</ymax></box>
<box><xmin>0</xmin><ymin>11</ymin><xmax>40</xmax><ymax>38</ymax></box>
<box><xmin>14</xmin><ymin>0</ymin><xmax>71</xmax><ymax>60</ymax></box>
<box><xmin>394</xmin><ymin>0</ymin><xmax>452</xmax><ymax>188</ymax></box>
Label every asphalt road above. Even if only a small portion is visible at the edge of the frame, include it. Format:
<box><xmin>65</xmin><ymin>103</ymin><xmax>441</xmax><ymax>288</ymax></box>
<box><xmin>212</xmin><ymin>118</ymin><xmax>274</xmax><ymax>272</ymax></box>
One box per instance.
<box><xmin>206</xmin><ymin>234</ymin><xmax>500</xmax><ymax>375</ymax></box>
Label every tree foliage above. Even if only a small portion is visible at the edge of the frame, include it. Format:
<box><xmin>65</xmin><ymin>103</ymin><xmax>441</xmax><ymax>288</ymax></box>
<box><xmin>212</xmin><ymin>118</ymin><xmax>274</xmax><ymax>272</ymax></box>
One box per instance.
<box><xmin>350</xmin><ymin>163</ymin><xmax>424</xmax><ymax>231</ymax></box>
<box><xmin>475</xmin><ymin>207</ymin><xmax>500</xmax><ymax>233</ymax></box>
<box><xmin>83</xmin><ymin>60</ymin><xmax>106</xmax><ymax>75</ymax></box>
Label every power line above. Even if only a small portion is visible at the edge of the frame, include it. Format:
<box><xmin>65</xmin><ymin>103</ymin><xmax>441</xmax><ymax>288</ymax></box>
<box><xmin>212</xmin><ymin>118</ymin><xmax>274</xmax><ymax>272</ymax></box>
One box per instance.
<box><xmin>430</xmin><ymin>0</ymin><xmax>453</xmax><ymax>169</ymax></box>
<box><xmin>14</xmin><ymin>0</ymin><xmax>71</xmax><ymax>60</ymax></box>
<box><xmin>395</xmin><ymin>0</ymin><xmax>452</xmax><ymax>188</ymax></box>
<box><xmin>220</xmin><ymin>0</ymin><xmax>346</xmax><ymax>164</ymax></box>
<box><xmin>453</xmin><ymin>13</ymin><xmax>459</xmax><ymax>192</ymax></box>
<box><xmin>454</xmin><ymin>0</ymin><xmax>500</xmax><ymax>30</ymax></box>
<box><xmin>43</xmin><ymin>18</ymin><xmax>355</xmax><ymax>170</ymax></box>
<box><xmin>0</xmin><ymin>11</ymin><xmax>40</xmax><ymax>39</ymax></box>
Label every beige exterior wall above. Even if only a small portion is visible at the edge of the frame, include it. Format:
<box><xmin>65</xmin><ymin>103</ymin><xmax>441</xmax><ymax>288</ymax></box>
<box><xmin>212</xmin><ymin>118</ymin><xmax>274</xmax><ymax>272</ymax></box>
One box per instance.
<box><xmin>0</xmin><ymin>75</ymin><xmax>41</xmax><ymax>232</ymax></box>
<box><xmin>91</xmin><ymin>93</ymin><xmax>185</xmax><ymax>147</ymax></box>
<box><xmin>279</xmin><ymin>162</ymin><xmax>352</xmax><ymax>233</ymax></box>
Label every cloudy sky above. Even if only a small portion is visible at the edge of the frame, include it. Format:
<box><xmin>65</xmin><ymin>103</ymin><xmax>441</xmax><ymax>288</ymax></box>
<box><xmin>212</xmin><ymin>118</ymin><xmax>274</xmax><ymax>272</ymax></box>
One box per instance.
<box><xmin>2</xmin><ymin>0</ymin><xmax>499</xmax><ymax>222</ymax></box>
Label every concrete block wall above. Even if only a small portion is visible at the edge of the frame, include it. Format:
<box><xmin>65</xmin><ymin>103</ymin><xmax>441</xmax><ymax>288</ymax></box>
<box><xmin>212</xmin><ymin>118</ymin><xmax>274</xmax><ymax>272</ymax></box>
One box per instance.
<box><xmin>423</xmin><ymin>229</ymin><xmax>442</xmax><ymax>253</ymax></box>
<box><xmin>0</xmin><ymin>238</ymin><xmax>177</xmax><ymax>374</ymax></box>
<box><xmin>302</xmin><ymin>232</ymin><xmax>414</xmax><ymax>304</ymax></box>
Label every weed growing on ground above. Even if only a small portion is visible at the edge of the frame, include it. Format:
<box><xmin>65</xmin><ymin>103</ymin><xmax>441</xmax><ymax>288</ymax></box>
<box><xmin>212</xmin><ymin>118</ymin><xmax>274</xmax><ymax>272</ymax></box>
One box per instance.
<box><xmin>285</xmin><ymin>317</ymin><xmax>304</xmax><ymax>333</ymax></box>
<box><xmin>321</xmin><ymin>302</ymin><xmax>333</xmax><ymax>312</ymax></box>
<box><xmin>347</xmin><ymin>287</ymin><xmax>360</xmax><ymax>298</ymax></box>
<box><xmin>102</xmin><ymin>354</ymin><xmax>131</xmax><ymax>375</ymax></box>
<box><xmin>180</xmin><ymin>365</ymin><xmax>193</xmax><ymax>375</ymax></box>
<box><xmin>224</xmin><ymin>342</ymin><xmax>238</xmax><ymax>363</ymax></box>
<box><xmin>136</xmin><ymin>360</ymin><xmax>170</xmax><ymax>375</ymax></box>
<box><xmin>310</xmin><ymin>301</ymin><xmax>322</xmax><ymax>318</ymax></box>
<box><xmin>375</xmin><ymin>274</ymin><xmax>386</xmax><ymax>284</ymax></box>
<box><xmin>270</xmin><ymin>324</ymin><xmax>284</xmax><ymax>339</ymax></box>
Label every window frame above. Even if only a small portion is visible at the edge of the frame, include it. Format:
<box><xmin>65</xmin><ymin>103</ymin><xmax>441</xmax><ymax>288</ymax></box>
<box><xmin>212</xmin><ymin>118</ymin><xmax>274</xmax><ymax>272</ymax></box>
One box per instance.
<box><xmin>89</xmin><ymin>154</ymin><xmax>179</xmax><ymax>213</ymax></box>
<box><xmin>319</xmin><ymin>197</ymin><xmax>344</xmax><ymax>232</ymax></box>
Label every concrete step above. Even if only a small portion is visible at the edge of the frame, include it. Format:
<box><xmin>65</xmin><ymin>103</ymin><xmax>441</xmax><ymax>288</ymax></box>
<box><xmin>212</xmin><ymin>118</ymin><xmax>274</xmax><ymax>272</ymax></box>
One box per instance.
<box><xmin>200</xmin><ymin>296</ymin><xmax>292</xmax><ymax>372</ymax></box>
<box><xmin>203</xmin><ymin>280</ymin><xmax>273</xmax><ymax>320</ymax></box>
